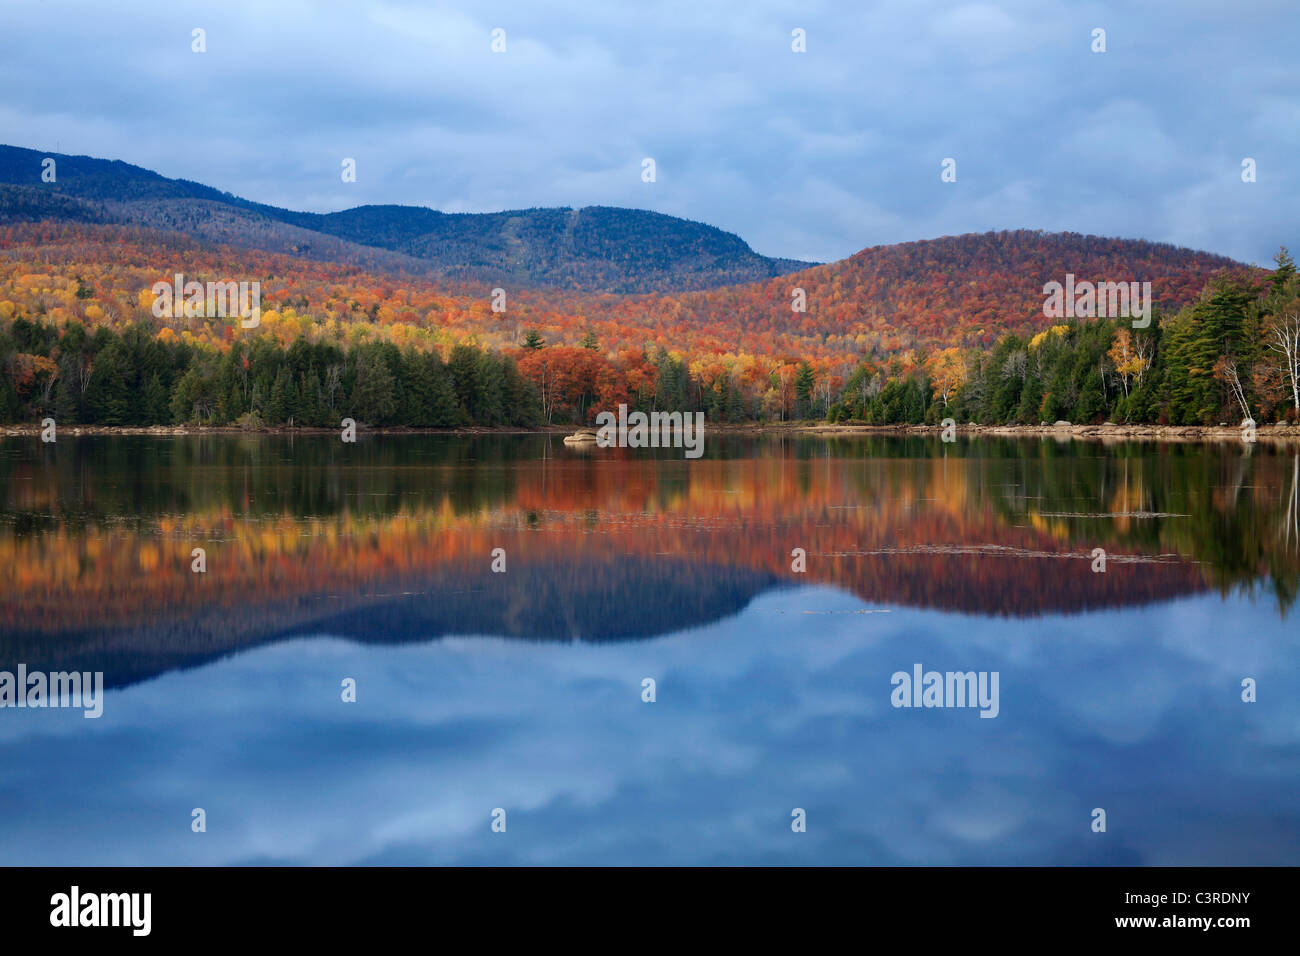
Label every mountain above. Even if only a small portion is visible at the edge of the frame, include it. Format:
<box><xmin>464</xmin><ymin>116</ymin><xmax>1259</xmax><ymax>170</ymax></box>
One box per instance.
<box><xmin>0</xmin><ymin>144</ymin><xmax>815</xmax><ymax>293</ymax></box>
<box><xmin>0</xmin><ymin>144</ymin><xmax>1256</xmax><ymax>366</ymax></box>
<box><xmin>616</xmin><ymin>230</ymin><xmax>1249</xmax><ymax>355</ymax></box>
<box><xmin>0</xmin><ymin>218</ymin><xmax>1253</xmax><ymax>370</ymax></box>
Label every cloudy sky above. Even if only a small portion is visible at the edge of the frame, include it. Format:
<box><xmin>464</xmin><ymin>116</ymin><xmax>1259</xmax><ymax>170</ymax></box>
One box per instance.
<box><xmin>2</xmin><ymin>0</ymin><xmax>1295</xmax><ymax>265</ymax></box>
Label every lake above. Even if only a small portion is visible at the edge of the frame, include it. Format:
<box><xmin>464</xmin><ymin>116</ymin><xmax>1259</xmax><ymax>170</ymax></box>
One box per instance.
<box><xmin>1</xmin><ymin>434</ymin><xmax>1297</xmax><ymax>865</ymax></box>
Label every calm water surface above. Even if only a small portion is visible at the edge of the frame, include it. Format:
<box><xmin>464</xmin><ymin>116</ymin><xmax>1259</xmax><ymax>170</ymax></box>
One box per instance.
<box><xmin>1</xmin><ymin>435</ymin><xmax>1297</xmax><ymax>864</ymax></box>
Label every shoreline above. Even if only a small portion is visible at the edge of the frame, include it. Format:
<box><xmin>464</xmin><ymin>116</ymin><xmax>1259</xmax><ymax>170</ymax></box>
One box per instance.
<box><xmin>3</xmin><ymin>421</ymin><xmax>1298</xmax><ymax>442</ymax></box>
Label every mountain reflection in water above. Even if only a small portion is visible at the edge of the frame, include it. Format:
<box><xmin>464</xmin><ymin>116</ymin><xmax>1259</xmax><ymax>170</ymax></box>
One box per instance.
<box><xmin>1</xmin><ymin>435</ymin><xmax>1298</xmax><ymax>866</ymax></box>
<box><xmin>1</xmin><ymin>434</ymin><xmax>1296</xmax><ymax>689</ymax></box>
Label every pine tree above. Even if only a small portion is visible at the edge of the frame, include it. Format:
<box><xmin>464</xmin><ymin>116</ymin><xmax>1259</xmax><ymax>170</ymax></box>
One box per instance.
<box><xmin>794</xmin><ymin>362</ymin><xmax>815</xmax><ymax>419</ymax></box>
<box><xmin>726</xmin><ymin>378</ymin><xmax>746</xmax><ymax>422</ymax></box>
<box><xmin>1269</xmin><ymin>247</ymin><xmax>1296</xmax><ymax>303</ymax></box>
<box><xmin>85</xmin><ymin>340</ymin><xmax>132</xmax><ymax>425</ymax></box>
<box><xmin>54</xmin><ymin>378</ymin><xmax>79</xmax><ymax>424</ymax></box>
<box><xmin>401</xmin><ymin>350</ymin><xmax>435</xmax><ymax>426</ymax></box>
<box><xmin>502</xmin><ymin>357</ymin><xmax>540</xmax><ymax>427</ymax></box>
<box><xmin>268</xmin><ymin>366</ymin><xmax>291</xmax><ymax>424</ymax></box>
<box><xmin>447</xmin><ymin>344</ymin><xmax>481</xmax><ymax>422</ymax></box>
<box><xmin>474</xmin><ymin>352</ymin><xmax>506</xmax><ymax>425</ymax></box>
<box><xmin>143</xmin><ymin>373</ymin><xmax>169</xmax><ymax>424</ymax></box>
<box><xmin>429</xmin><ymin>355</ymin><xmax>464</xmax><ymax>426</ymax></box>
<box><xmin>299</xmin><ymin>370</ymin><xmax>326</xmax><ymax>427</ymax></box>
<box><xmin>350</xmin><ymin>348</ymin><xmax>397</xmax><ymax>424</ymax></box>
<box><xmin>1166</xmin><ymin>276</ymin><xmax>1258</xmax><ymax>423</ymax></box>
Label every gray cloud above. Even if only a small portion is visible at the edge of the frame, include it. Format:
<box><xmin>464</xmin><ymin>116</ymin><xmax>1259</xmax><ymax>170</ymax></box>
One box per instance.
<box><xmin>0</xmin><ymin>0</ymin><xmax>1294</xmax><ymax>264</ymax></box>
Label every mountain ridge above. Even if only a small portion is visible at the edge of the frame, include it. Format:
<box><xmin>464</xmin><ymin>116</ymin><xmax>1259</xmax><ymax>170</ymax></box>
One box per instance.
<box><xmin>0</xmin><ymin>144</ymin><xmax>1259</xmax><ymax>363</ymax></box>
<box><xmin>0</xmin><ymin>144</ymin><xmax>816</xmax><ymax>293</ymax></box>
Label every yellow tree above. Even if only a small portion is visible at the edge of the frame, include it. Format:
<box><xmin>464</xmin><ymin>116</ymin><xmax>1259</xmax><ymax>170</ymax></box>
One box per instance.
<box><xmin>926</xmin><ymin>347</ymin><xmax>966</xmax><ymax>408</ymax></box>
<box><xmin>1107</xmin><ymin>328</ymin><xmax>1150</xmax><ymax>398</ymax></box>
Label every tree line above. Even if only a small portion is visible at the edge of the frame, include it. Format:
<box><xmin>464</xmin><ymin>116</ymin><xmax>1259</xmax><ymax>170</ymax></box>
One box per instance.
<box><xmin>0</xmin><ymin>318</ymin><xmax>709</xmax><ymax>428</ymax></box>
<box><xmin>0</xmin><ymin>322</ymin><xmax>543</xmax><ymax>428</ymax></box>
<box><xmin>1</xmin><ymin>249</ymin><xmax>1296</xmax><ymax>429</ymax></box>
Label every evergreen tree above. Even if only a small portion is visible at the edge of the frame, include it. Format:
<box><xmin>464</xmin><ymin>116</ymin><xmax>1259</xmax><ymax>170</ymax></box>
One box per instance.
<box><xmin>474</xmin><ymin>352</ymin><xmax>507</xmax><ymax>425</ymax></box>
<box><xmin>268</xmin><ymin>366</ymin><xmax>292</xmax><ymax>424</ymax></box>
<box><xmin>142</xmin><ymin>373</ymin><xmax>169</xmax><ymax>424</ymax></box>
<box><xmin>447</xmin><ymin>344</ymin><xmax>482</xmax><ymax>422</ymax></box>
<box><xmin>794</xmin><ymin>362</ymin><xmax>815</xmax><ymax>419</ymax></box>
<box><xmin>85</xmin><ymin>340</ymin><xmax>132</xmax><ymax>425</ymax></box>
<box><xmin>54</xmin><ymin>377</ymin><xmax>79</xmax><ymax>424</ymax></box>
<box><xmin>1268</xmin><ymin>247</ymin><xmax>1296</xmax><ymax>303</ymax></box>
<box><xmin>350</xmin><ymin>348</ymin><xmax>398</xmax><ymax>424</ymax></box>
<box><xmin>299</xmin><ymin>369</ymin><xmax>326</xmax><ymax>427</ymax></box>
<box><xmin>654</xmin><ymin>350</ymin><xmax>688</xmax><ymax>411</ymax></box>
<box><xmin>1164</xmin><ymin>277</ymin><xmax>1257</xmax><ymax>423</ymax></box>
<box><xmin>1074</xmin><ymin>367</ymin><xmax>1106</xmax><ymax>422</ymax></box>
<box><xmin>726</xmin><ymin>377</ymin><xmax>747</xmax><ymax>422</ymax></box>
<box><xmin>502</xmin><ymin>357</ymin><xmax>540</xmax><ymax>427</ymax></box>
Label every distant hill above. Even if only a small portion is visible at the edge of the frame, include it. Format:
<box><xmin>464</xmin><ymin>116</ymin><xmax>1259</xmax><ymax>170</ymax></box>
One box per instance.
<box><xmin>0</xmin><ymin>218</ymin><xmax>1253</xmax><ymax>367</ymax></box>
<box><xmin>0</xmin><ymin>144</ymin><xmax>815</xmax><ymax>293</ymax></box>
<box><xmin>628</xmin><ymin>229</ymin><xmax>1249</xmax><ymax>354</ymax></box>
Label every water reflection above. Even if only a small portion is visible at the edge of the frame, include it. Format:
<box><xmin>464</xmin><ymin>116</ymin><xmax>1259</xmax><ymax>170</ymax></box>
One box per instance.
<box><xmin>1</xmin><ymin>436</ymin><xmax>1295</xmax><ymax>688</ymax></box>
<box><xmin>0</xmin><ymin>585</ymin><xmax>1294</xmax><ymax>865</ymax></box>
<box><xmin>1</xmin><ymin>435</ymin><xmax>1297</xmax><ymax>865</ymax></box>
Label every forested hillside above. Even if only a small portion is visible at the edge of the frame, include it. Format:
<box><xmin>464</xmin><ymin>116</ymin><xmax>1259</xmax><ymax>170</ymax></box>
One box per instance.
<box><xmin>0</xmin><ymin>221</ymin><xmax>1290</xmax><ymax>430</ymax></box>
<box><xmin>603</xmin><ymin>230</ymin><xmax>1243</xmax><ymax>356</ymax></box>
